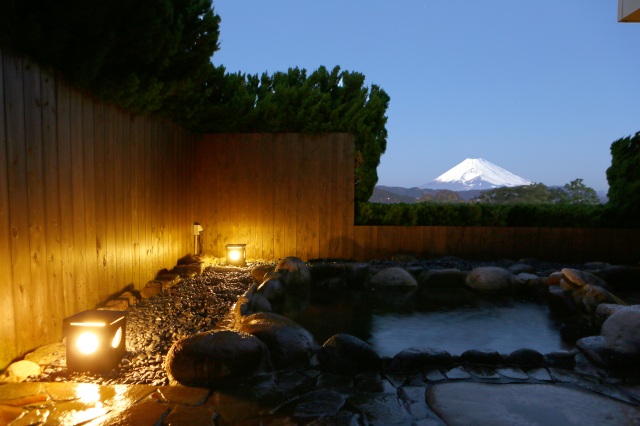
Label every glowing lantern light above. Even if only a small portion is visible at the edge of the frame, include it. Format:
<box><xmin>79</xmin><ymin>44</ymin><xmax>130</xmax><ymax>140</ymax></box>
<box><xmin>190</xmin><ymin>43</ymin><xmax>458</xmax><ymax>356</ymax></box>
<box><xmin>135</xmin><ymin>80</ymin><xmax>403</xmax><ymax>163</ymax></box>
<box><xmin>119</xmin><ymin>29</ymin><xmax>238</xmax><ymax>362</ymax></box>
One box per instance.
<box><xmin>63</xmin><ymin>310</ymin><xmax>126</xmax><ymax>372</ymax></box>
<box><xmin>225</xmin><ymin>243</ymin><xmax>246</xmax><ymax>266</ymax></box>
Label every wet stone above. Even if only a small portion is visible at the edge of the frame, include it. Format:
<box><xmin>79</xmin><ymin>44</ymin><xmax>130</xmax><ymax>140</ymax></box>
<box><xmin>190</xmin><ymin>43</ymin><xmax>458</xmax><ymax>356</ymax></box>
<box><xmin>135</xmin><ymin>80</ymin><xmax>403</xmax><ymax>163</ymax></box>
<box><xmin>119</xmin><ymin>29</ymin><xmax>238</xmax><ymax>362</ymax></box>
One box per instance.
<box><xmin>425</xmin><ymin>370</ymin><xmax>447</xmax><ymax>382</ymax></box>
<box><xmin>286</xmin><ymin>389</ymin><xmax>346</xmax><ymax>418</ymax></box>
<box><xmin>467</xmin><ymin>366</ymin><xmax>501</xmax><ymax>380</ymax></box>
<box><xmin>398</xmin><ymin>386</ymin><xmax>427</xmax><ymax>403</ymax></box>
<box><xmin>94</xmin><ymin>399</ymin><xmax>169</xmax><ymax>426</ymax></box>
<box><xmin>347</xmin><ymin>393</ymin><xmax>413</xmax><ymax>426</ymax></box>
<box><xmin>443</xmin><ymin>367</ymin><xmax>471</xmax><ymax>380</ymax></box>
<box><xmin>427</xmin><ymin>382</ymin><xmax>640</xmax><ymax>426</ymax></box>
<box><xmin>162</xmin><ymin>403</ymin><xmax>217</xmax><ymax>426</ymax></box>
<box><xmin>0</xmin><ymin>405</ymin><xmax>28</xmax><ymax>425</ymax></box>
<box><xmin>317</xmin><ymin>373</ymin><xmax>353</xmax><ymax>389</ymax></box>
<box><xmin>0</xmin><ymin>383</ymin><xmax>46</xmax><ymax>400</ymax></box>
<box><xmin>155</xmin><ymin>386</ymin><xmax>210</xmax><ymax>406</ymax></box>
<box><xmin>497</xmin><ymin>367</ymin><xmax>529</xmax><ymax>380</ymax></box>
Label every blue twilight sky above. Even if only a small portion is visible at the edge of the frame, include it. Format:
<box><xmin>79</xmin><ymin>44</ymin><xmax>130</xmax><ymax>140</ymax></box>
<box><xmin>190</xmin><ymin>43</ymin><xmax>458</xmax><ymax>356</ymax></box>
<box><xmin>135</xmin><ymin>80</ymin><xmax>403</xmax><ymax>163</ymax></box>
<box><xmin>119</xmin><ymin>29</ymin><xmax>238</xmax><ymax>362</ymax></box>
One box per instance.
<box><xmin>212</xmin><ymin>1</ymin><xmax>639</xmax><ymax>191</ymax></box>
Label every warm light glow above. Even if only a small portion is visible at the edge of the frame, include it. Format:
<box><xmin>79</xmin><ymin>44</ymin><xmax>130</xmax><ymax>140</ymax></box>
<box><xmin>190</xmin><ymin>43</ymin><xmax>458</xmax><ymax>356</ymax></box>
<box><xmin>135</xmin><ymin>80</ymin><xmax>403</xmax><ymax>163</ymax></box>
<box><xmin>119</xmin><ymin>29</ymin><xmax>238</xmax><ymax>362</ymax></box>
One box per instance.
<box><xmin>225</xmin><ymin>243</ymin><xmax>246</xmax><ymax>266</ymax></box>
<box><xmin>76</xmin><ymin>332</ymin><xmax>99</xmax><ymax>355</ymax></box>
<box><xmin>228</xmin><ymin>249</ymin><xmax>242</xmax><ymax>262</ymax></box>
<box><xmin>111</xmin><ymin>327</ymin><xmax>122</xmax><ymax>348</ymax></box>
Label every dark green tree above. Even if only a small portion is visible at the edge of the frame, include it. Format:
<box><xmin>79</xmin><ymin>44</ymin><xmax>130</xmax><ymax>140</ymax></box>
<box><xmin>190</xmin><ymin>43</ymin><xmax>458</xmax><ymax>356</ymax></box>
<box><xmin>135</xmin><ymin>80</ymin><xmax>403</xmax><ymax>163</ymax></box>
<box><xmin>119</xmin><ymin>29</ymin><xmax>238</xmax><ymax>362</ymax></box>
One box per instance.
<box><xmin>197</xmin><ymin>65</ymin><xmax>390</xmax><ymax>203</ymax></box>
<box><xmin>562</xmin><ymin>179</ymin><xmax>599</xmax><ymax>205</ymax></box>
<box><xmin>473</xmin><ymin>183</ymin><xmax>554</xmax><ymax>204</ymax></box>
<box><xmin>606</xmin><ymin>131</ymin><xmax>640</xmax><ymax>216</ymax></box>
<box><xmin>0</xmin><ymin>0</ymin><xmax>220</xmax><ymax>121</ymax></box>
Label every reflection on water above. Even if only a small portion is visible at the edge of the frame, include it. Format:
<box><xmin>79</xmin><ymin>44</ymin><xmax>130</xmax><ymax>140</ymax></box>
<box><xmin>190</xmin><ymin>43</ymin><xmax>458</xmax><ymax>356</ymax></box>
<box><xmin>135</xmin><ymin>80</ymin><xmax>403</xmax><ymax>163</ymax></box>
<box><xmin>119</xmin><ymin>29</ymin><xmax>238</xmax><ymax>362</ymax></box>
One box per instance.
<box><xmin>295</xmin><ymin>292</ymin><xmax>574</xmax><ymax>357</ymax></box>
<box><xmin>369</xmin><ymin>302</ymin><xmax>572</xmax><ymax>357</ymax></box>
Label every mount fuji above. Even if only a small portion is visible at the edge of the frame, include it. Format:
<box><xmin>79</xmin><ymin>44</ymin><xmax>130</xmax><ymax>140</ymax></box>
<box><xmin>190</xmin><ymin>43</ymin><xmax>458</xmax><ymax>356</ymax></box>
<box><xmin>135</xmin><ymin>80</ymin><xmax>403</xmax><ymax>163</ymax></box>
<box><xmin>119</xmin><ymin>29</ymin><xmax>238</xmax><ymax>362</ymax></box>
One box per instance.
<box><xmin>419</xmin><ymin>158</ymin><xmax>532</xmax><ymax>191</ymax></box>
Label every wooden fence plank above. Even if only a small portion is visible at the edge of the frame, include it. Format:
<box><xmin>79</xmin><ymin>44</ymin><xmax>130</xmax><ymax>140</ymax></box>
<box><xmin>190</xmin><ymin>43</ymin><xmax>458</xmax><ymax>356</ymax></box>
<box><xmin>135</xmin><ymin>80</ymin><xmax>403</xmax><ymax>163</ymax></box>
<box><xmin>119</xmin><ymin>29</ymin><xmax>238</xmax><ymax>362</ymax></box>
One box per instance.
<box><xmin>69</xmin><ymin>87</ymin><xmax>88</xmax><ymax>310</ymax></box>
<box><xmin>93</xmin><ymin>102</ymin><xmax>109</xmax><ymax>299</ymax></box>
<box><xmin>286</xmin><ymin>135</ymin><xmax>299</xmax><ymax>258</ymax></box>
<box><xmin>0</xmin><ymin>50</ymin><xmax>18</xmax><ymax>369</ymax></box>
<box><xmin>121</xmin><ymin>113</ymin><xmax>133</xmax><ymax>286</ymax></box>
<box><xmin>23</xmin><ymin>57</ymin><xmax>49</xmax><ymax>342</ymax></box>
<box><xmin>246</xmin><ymin>134</ymin><xmax>260</xmax><ymax>259</ymax></box>
<box><xmin>261</xmin><ymin>135</ymin><xmax>275</xmax><ymax>260</ymax></box>
<box><xmin>55</xmin><ymin>81</ymin><xmax>76</xmax><ymax>317</ymax></box>
<box><xmin>104</xmin><ymin>105</ymin><xmax>118</xmax><ymax>294</ymax></box>
<box><xmin>272</xmin><ymin>134</ymin><xmax>287</xmax><ymax>259</ymax></box>
<box><xmin>81</xmin><ymin>92</ymin><xmax>98</xmax><ymax>308</ymax></box>
<box><xmin>113</xmin><ymin>109</ymin><xmax>125</xmax><ymax>289</ymax></box>
<box><xmin>129</xmin><ymin>115</ymin><xmax>141</xmax><ymax>288</ymax></box>
<box><xmin>5</xmin><ymin>53</ymin><xmax>35</xmax><ymax>355</ymax></box>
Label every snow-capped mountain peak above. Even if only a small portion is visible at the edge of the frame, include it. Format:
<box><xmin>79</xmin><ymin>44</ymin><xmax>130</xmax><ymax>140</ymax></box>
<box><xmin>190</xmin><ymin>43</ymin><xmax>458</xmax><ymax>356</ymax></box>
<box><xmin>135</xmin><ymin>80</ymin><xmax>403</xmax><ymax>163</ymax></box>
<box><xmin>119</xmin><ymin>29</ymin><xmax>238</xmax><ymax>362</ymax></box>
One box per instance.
<box><xmin>419</xmin><ymin>158</ymin><xmax>532</xmax><ymax>191</ymax></box>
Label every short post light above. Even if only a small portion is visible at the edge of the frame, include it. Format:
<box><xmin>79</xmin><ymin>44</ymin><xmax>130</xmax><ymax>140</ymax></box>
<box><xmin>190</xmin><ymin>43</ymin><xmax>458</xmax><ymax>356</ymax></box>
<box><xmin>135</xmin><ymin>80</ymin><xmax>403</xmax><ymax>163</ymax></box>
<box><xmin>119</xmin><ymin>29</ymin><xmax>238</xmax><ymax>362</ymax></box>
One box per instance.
<box><xmin>225</xmin><ymin>243</ymin><xmax>247</xmax><ymax>266</ymax></box>
<box><xmin>193</xmin><ymin>222</ymin><xmax>204</xmax><ymax>255</ymax></box>
<box><xmin>63</xmin><ymin>310</ymin><xmax>126</xmax><ymax>373</ymax></box>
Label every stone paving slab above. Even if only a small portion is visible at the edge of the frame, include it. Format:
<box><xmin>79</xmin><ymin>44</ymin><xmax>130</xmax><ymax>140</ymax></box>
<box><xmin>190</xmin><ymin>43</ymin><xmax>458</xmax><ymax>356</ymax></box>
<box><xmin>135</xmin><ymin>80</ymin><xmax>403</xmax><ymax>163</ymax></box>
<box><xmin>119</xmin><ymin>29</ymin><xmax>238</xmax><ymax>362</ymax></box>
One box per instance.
<box><xmin>427</xmin><ymin>382</ymin><xmax>640</xmax><ymax>426</ymax></box>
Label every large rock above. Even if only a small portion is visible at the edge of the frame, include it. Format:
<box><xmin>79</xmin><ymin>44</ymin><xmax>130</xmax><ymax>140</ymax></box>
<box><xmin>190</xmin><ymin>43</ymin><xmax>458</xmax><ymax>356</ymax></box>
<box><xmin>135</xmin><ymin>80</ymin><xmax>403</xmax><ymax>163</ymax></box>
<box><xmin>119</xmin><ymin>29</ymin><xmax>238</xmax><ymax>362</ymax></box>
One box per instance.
<box><xmin>275</xmin><ymin>256</ymin><xmax>311</xmax><ymax>300</ymax></box>
<box><xmin>256</xmin><ymin>273</ymin><xmax>286</xmax><ymax>305</ymax></box>
<box><xmin>595</xmin><ymin>265</ymin><xmax>640</xmax><ymax>290</ymax></box>
<box><xmin>418</xmin><ymin>269</ymin><xmax>466</xmax><ymax>289</ymax></box>
<box><xmin>165</xmin><ymin>330</ymin><xmax>271</xmax><ymax>387</ymax></box>
<box><xmin>317</xmin><ymin>334</ymin><xmax>381</xmax><ymax>373</ymax></box>
<box><xmin>504</xmin><ymin>348</ymin><xmax>544</xmax><ymax>368</ymax></box>
<box><xmin>460</xmin><ymin>349</ymin><xmax>503</xmax><ymax>366</ymax></box>
<box><xmin>465</xmin><ymin>267</ymin><xmax>513</xmax><ymax>292</ymax></box>
<box><xmin>251</xmin><ymin>264</ymin><xmax>275</xmax><ymax>283</ymax></box>
<box><xmin>389</xmin><ymin>347</ymin><xmax>453</xmax><ymax>372</ymax></box>
<box><xmin>573</xmin><ymin>284</ymin><xmax>624</xmax><ymax>314</ymax></box>
<box><xmin>237</xmin><ymin>312</ymin><xmax>318</xmax><ymax>370</ymax></box>
<box><xmin>561</xmin><ymin>268</ymin><xmax>609</xmax><ymax>290</ymax></box>
<box><xmin>0</xmin><ymin>360</ymin><xmax>41</xmax><ymax>383</ymax></box>
<box><xmin>601</xmin><ymin>305</ymin><xmax>640</xmax><ymax>354</ymax></box>
<box><xmin>370</xmin><ymin>267</ymin><xmax>418</xmax><ymax>290</ymax></box>
<box><xmin>577</xmin><ymin>305</ymin><xmax>640</xmax><ymax>367</ymax></box>
<box><xmin>507</xmin><ymin>263</ymin><xmax>536</xmax><ymax>275</ymax></box>
<box><xmin>24</xmin><ymin>342</ymin><xmax>66</xmax><ymax>366</ymax></box>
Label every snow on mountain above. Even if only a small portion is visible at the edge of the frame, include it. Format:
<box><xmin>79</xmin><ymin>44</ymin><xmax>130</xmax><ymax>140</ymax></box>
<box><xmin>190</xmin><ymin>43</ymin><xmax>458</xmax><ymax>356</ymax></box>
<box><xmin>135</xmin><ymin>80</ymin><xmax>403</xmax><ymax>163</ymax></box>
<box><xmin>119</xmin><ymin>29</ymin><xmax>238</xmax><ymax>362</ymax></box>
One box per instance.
<box><xmin>419</xmin><ymin>158</ymin><xmax>532</xmax><ymax>191</ymax></box>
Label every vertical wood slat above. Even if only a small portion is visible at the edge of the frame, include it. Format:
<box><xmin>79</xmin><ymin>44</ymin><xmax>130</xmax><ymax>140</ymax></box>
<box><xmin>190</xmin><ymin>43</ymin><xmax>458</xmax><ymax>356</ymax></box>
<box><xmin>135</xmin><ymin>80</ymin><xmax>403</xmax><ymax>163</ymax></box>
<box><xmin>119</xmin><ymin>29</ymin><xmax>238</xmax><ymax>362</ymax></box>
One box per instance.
<box><xmin>0</xmin><ymin>50</ymin><xmax>18</xmax><ymax>369</ymax></box>
<box><xmin>81</xmin><ymin>90</ymin><xmax>98</xmax><ymax>308</ymax></box>
<box><xmin>113</xmin><ymin>109</ymin><xmax>125</xmax><ymax>289</ymax></box>
<box><xmin>5</xmin><ymin>53</ymin><xmax>34</xmax><ymax>355</ymax></box>
<box><xmin>23</xmin><ymin>58</ymin><xmax>49</xmax><ymax>342</ymax></box>
<box><xmin>93</xmin><ymin>102</ymin><xmax>108</xmax><ymax>299</ymax></box>
<box><xmin>69</xmin><ymin>86</ymin><xmax>88</xmax><ymax>310</ymax></box>
<box><xmin>22</xmin><ymin>59</ymin><xmax>47</xmax><ymax>340</ymax></box>
<box><xmin>121</xmin><ymin>114</ymin><xmax>132</xmax><ymax>286</ymax></box>
<box><xmin>40</xmin><ymin>63</ymin><xmax>63</xmax><ymax>345</ymax></box>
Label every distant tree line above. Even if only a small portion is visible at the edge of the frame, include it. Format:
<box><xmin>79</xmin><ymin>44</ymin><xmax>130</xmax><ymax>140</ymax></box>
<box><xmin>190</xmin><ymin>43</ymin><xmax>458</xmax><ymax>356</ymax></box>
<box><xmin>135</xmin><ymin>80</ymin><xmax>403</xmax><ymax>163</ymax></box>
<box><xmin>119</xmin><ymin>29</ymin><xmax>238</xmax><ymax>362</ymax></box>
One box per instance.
<box><xmin>359</xmin><ymin>140</ymin><xmax>639</xmax><ymax>227</ymax></box>
<box><xmin>471</xmin><ymin>179</ymin><xmax>599</xmax><ymax>205</ymax></box>
<box><xmin>0</xmin><ymin>0</ymin><xmax>388</xmax><ymax>203</ymax></box>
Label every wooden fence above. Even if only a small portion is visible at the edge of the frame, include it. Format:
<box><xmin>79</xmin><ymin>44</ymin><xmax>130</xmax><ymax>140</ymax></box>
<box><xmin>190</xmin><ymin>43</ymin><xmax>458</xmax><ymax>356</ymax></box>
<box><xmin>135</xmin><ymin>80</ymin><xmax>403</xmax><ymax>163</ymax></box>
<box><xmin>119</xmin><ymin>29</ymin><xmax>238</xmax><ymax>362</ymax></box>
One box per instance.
<box><xmin>1</xmin><ymin>47</ymin><xmax>639</xmax><ymax>370</ymax></box>
<box><xmin>196</xmin><ymin>134</ymin><xmax>640</xmax><ymax>265</ymax></box>
<box><xmin>0</xmin><ymin>50</ymin><xmax>195</xmax><ymax>369</ymax></box>
<box><xmin>194</xmin><ymin>133</ymin><xmax>355</xmax><ymax>260</ymax></box>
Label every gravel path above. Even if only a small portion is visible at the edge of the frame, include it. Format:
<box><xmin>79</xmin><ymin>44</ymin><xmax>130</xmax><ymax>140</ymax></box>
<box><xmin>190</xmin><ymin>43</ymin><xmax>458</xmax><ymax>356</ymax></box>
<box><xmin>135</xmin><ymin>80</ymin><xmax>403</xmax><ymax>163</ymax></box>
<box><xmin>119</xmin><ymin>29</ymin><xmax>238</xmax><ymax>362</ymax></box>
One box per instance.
<box><xmin>34</xmin><ymin>266</ymin><xmax>259</xmax><ymax>386</ymax></box>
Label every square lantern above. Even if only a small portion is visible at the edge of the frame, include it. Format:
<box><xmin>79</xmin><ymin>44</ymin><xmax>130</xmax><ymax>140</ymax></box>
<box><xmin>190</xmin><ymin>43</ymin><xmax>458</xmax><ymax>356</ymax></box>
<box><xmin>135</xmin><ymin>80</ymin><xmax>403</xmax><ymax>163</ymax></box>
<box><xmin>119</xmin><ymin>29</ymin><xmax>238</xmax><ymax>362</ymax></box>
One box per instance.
<box><xmin>225</xmin><ymin>243</ymin><xmax>247</xmax><ymax>266</ymax></box>
<box><xmin>63</xmin><ymin>310</ymin><xmax>126</xmax><ymax>373</ymax></box>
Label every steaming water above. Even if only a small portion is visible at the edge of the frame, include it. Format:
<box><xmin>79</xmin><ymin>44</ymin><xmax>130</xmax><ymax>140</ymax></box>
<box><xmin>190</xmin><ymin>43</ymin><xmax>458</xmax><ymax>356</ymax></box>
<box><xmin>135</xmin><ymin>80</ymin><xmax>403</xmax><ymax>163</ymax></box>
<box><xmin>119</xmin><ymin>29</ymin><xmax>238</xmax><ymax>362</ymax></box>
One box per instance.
<box><xmin>369</xmin><ymin>301</ymin><xmax>571</xmax><ymax>357</ymax></box>
<box><xmin>296</xmin><ymin>297</ymin><xmax>574</xmax><ymax>357</ymax></box>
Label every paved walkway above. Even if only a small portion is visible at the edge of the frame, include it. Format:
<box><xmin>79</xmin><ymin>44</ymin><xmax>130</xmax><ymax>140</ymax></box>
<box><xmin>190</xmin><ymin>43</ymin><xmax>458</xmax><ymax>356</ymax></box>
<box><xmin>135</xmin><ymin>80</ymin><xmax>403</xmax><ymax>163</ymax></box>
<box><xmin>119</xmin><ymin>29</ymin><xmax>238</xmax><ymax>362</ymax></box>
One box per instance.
<box><xmin>1</xmin><ymin>364</ymin><xmax>640</xmax><ymax>425</ymax></box>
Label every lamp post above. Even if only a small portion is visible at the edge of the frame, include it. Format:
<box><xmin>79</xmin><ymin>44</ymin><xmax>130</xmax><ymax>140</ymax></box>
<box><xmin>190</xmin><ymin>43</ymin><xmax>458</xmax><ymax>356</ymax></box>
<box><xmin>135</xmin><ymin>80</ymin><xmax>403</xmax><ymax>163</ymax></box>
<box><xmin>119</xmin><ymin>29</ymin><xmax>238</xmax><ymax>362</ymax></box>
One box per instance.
<box><xmin>225</xmin><ymin>243</ymin><xmax>247</xmax><ymax>266</ymax></box>
<box><xmin>63</xmin><ymin>310</ymin><xmax>126</xmax><ymax>373</ymax></box>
